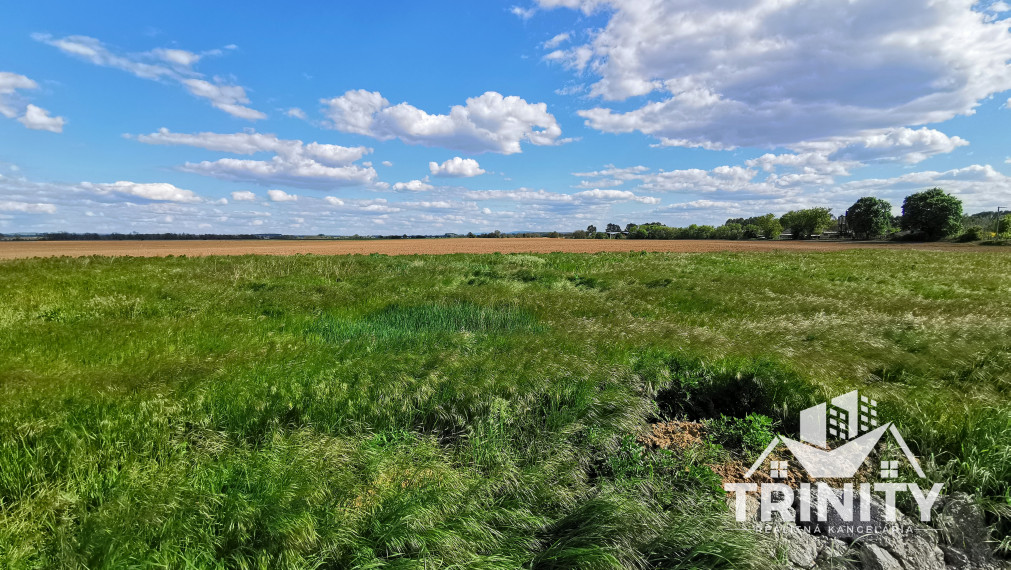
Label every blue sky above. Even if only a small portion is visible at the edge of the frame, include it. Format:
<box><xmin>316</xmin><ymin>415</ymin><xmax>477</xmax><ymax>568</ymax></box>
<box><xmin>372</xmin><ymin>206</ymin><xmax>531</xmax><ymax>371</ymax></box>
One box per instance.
<box><xmin>2</xmin><ymin>0</ymin><xmax>1011</xmax><ymax>234</ymax></box>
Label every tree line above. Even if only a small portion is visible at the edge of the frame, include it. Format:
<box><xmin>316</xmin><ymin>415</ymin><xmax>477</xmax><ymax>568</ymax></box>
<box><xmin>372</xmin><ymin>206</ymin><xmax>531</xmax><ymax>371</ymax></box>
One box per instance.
<box><xmin>574</xmin><ymin>187</ymin><xmax>1001</xmax><ymax>242</ymax></box>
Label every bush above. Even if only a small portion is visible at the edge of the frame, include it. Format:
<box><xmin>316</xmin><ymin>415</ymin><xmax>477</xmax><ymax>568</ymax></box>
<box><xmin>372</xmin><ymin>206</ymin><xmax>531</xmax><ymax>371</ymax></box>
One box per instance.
<box><xmin>704</xmin><ymin>414</ymin><xmax>776</xmax><ymax>458</ymax></box>
<box><xmin>958</xmin><ymin>226</ymin><xmax>983</xmax><ymax>242</ymax></box>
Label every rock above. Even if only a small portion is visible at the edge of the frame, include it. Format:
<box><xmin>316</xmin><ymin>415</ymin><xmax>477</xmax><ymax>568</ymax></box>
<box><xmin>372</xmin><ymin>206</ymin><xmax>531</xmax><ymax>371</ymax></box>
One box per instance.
<box><xmin>933</xmin><ymin>492</ymin><xmax>994</xmax><ymax>565</ymax></box>
<box><xmin>794</xmin><ymin>484</ymin><xmax>894</xmax><ymax>542</ymax></box>
<box><xmin>940</xmin><ymin>544</ymin><xmax>971</xmax><ymax>568</ymax></box>
<box><xmin>860</xmin><ymin>544</ymin><xmax>903</xmax><ymax>570</ymax></box>
<box><xmin>775</xmin><ymin>523</ymin><xmax>819</xmax><ymax>569</ymax></box>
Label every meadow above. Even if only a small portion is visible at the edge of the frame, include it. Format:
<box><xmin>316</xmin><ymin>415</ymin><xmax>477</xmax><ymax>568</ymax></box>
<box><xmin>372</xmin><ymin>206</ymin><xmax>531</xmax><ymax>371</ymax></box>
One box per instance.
<box><xmin>0</xmin><ymin>248</ymin><xmax>1008</xmax><ymax>568</ymax></box>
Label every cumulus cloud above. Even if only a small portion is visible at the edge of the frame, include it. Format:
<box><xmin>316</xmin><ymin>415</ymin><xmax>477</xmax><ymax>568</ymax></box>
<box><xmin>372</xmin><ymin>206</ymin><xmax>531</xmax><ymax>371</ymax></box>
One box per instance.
<box><xmin>321</xmin><ymin>90</ymin><xmax>565</xmax><ymax>154</ymax></box>
<box><xmin>286</xmin><ymin>107</ymin><xmax>307</xmax><ymax>119</ymax></box>
<box><xmin>429</xmin><ymin>156</ymin><xmax>486</xmax><ymax>177</ymax></box>
<box><xmin>392</xmin><ymin>180</ymin><xmax>434</xmax><ymax>192</ymax></box>
<box><xmin>231</xmin><ymin>190</ymin><xmax>256</xmax><ymax>201</ymax></box>
<box><xmin>18</xmin><ymin>104</ymin><xmax>65</xmax><ymax>132</ymax></box>
<box><xmin>537</xmin><ymin>0</ymin><xmax>1011</xmax><ymax>151</ymax></box>
<box><xmin>34</xmin><ymin>34</ymin><xmax>264</xmax><ymax>120</ymax></box>
<box><xmin>131</xmin><ymin>128</ymin><xmax>378</xmax><ymax>189</ymax></box>
<box><xmin>267</xmin><ymin>189</ymin><xmax>297</xmax><ymax>202</ymax></box>
<box><xmin>82</xmin><ymin>181</ymin><xmax>203</xmax><ymax>203</ymax></box>
<box><xmin>0</xmin><ymin>72</ymin><xmax>64</xmax><ymax>132</ymax></box>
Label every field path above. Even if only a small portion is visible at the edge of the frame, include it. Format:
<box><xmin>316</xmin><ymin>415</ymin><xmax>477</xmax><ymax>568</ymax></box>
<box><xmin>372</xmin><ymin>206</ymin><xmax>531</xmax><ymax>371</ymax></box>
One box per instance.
<box><xmin>0</xmin><ymin>238</ymin><xmax>991</xmax><ymax>259</ymax></box>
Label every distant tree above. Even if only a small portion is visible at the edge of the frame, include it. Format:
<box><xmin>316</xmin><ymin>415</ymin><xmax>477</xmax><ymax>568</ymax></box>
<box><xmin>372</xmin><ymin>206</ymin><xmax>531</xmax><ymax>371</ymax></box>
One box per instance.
<box><xmin>493</xmin><ymin>230</ymin><xmax>502</xmax><ymax>238</ymax></box>
<box><xmin>750</xmin><ymin>213</ymin><xmax>782</xmax><ymax>239</ymax></box>
<box><xmin>780</xmin><ymin>208</ymin><xmax>833</xmax><ymax>239</ymax></box>
<box><xmin>571</xmin><ymin>229</ymin><xmax>587</xmax><ymax>239</ymax></box>
<box><xmin>547</xmin><ymin>231</ymin><xmax>560</xmax><ymax>238</ymax></box>
<box><xmin>713</xmin><ymin>223</ymin><xmax>744</xmax><ymax>240</ymax></box>
<box><xmin>901</xmin><ymin>188</ymin><xmax>963</xmax><ymax>240</ymax></box>
<box><xmin>742</xmin><ymin>224</ymin><xmax>762</xmax><ymax>239</ymax></box>
<box><xmin>586</xmin><ymin>224</ymin><xmax>597</xmax><ymax>235</ymax></box>
<box><xmin>466</xmin><ymin>232</ymin><xmax>476</xmax><ymax>238</ymax></box>
<box><xmin>625</xmin><ymin>222</ymin><xmax>638</xmax><ymax>233</ymax></box>
<box><xmin>990</xmin><ymin>213</ymin><xmax>1011</xmax><ymax>238</ymax></box>
<box><xmin>845</xmin><ymin>197</ymin><xmax>892</xmax><ymax>239</ymax></box>
<box><xmin>605</xmin><ymin>223</ymin><xmax>621</xmax><ymax>233</ymax></box>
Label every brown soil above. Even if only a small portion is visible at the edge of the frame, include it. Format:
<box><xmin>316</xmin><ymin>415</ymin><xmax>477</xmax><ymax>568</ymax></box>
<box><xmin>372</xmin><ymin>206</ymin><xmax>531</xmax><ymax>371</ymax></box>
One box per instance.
<box><xmin>641</xmin><ymin>421</ymin><xmax>879</xmax><ymax>488</ymax></box>
<box><xmin>0</xmin><ymin>238</ymin><xmax>989</xmax><ymax>259</ymax></box>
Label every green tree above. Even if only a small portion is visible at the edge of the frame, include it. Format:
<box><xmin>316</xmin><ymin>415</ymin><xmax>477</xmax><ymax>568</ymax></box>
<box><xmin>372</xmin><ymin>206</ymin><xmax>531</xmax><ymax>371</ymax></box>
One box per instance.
<box><xmin>900</xmin><ymin>188</ymin><xmax>963</xmax><ymax>240</ymax></box>
<box><xmin>845</xmin><ymin>197</ymin><xmax>892</xmax><ymax>239</ymax></box>
<box><xmin>779</xmin><ymin>208</ymin><xmax>833</xmax><ymax>239</ymax></box>
<box><xmin>754</xmin><ymin>213</ymin><xmax>783</xmax><ymax>239</ymax></box>
<box><xmin>586</xmin><ymin>224</ymin><xmax>597</xmax><ymax>235</ymax></box>
<box><xmin>605</xmin><ymin>223</ymin><xmax>621</xmax><ymax>233</ymax></box>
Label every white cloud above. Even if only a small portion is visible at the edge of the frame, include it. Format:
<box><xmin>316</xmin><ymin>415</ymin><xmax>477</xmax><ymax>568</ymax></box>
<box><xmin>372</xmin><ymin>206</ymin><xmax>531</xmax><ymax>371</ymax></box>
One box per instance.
<box><xmin>543</xmin><ymin>32</ymin><xmax>571</xmax><ymax>49</ymax></box>
<box><xmin>231</xmin><ymin>190</ymin><xmax>256</xmax><ymax>201</ymax></box>
<box><xmin>0</xmin><ymin>72</ymin><xmax>37</xmax><ymax>118</ymax></box>
<box><xmin>0</xmin><ymin>72</ymin><xmax>64</xmax><ymax>132</ymax></box>
<box><xmin>34</xmin><ymin>34</ymin><xmax>264</xmax><ymax>120</ymax></box>
<box><xmin>462</xmin><ymin>187</ymin><xmax>658</xmax><ymax>205</ymax></box>
<box><xmin>286</xmin><ymin>107</ymin><xmax>307</xmax><ymax>119</ymax></box>
<box><xmin>267</xmin><ymin>189</ymin><xmax>298</xmax><ymax>202</ymax></box>
<box><xmin>381</xmin><ymin>160</ymin><xmax>393</xmax><ymax>167</ymax></box>
<box><xmin>82</xmin><ymin>181</ymin><xmax>202</xmax><ymax>203</ymax></box>
<box><xmin>151</xmin><ymin>48</ymin><xmax>201</xmax><ymax>67</ymax></box>
<box><xmin>992</xmin><ymin>1</ymin><xmax>1010</xmax><ymax>12</ymax></box>
<box><xmin>538</xmin><ymin>0</ymin><xmax>1011</xmax><ymax>150</ymax></box>
<box><xmin>429</xmin><ymin>156</ymin><xmax>486</xmax><ymax>177</ymax></box>
<box><xmin>18</xmin><ymin>104</ymin><xmax>65</xmax><ymax>132</ymax></box>
<box><xmin>510</xmin><ymin>5</ymin><xmax>538</xmax><ymax>19</ymax></box>
<box><xmin>392</xmin><ymin>180</ymin><xmax>434</xmax><ymax>192</ymax></box>
<box><xmin>181</xmin><ymin>79</ymin><xmax>265</xmax><ymax>120</ymax></box>
<box><xmin>131</xmin><ymin>128</ymin><xmax>378</xmax><ymax>189</ymax></box>
<box><xmin>0</xmin><ymin>200</ymin><xmax>57</xmax><ymax>214</ymax></box>
<box><xmin>321</xmin><ymin>90</ymin><xmax>565</xmax><ymax>154</ymax></box>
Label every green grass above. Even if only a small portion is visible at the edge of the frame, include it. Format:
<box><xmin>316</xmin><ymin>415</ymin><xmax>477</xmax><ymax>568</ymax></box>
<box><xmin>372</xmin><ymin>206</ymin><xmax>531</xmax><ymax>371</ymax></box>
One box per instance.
<box><xmin>0</xmin><ymin>249</ymin><xmax>1009</xmax><ymax>567</ymax></box>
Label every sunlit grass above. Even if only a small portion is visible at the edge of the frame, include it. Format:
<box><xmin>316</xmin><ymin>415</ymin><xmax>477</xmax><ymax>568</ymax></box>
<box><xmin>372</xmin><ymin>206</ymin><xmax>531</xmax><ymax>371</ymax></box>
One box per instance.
<box><xmin>0</xmin><ymin>249</ymin><xmax>1008</xmax><ymax>565</ymax></box>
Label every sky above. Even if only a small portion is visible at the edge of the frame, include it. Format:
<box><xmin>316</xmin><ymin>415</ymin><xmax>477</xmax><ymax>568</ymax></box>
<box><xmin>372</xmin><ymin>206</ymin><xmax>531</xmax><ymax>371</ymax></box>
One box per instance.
<box><xmin>2</xmin><ymin>0</ymin><xmax>1011</xmax><ymax>235</ymax></box>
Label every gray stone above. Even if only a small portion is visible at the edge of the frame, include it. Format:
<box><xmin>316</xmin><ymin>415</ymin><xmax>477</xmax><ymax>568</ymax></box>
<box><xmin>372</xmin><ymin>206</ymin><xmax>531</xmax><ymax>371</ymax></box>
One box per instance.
<box><xmin>776</xmin><ymin>523</ymin><xmax>819</xmax><ymax>569</ymax></box>
<box><xmin>860</xmin><ymin>543</ymin><xmax>903</xmax><ymax>570</ymax></box>
<box><xmin>794</xmin><ymin>484</ymin><xmax>896</xmax><ymax>541</ymax></box>
<box><xmin>940</xmin><ymin>544</ymin><xmax>971</xmax><ymax>568</ymax></box>
<box><xmin>933</xmin><ymin>492</ymin><xmax>994</xmax><ymax>564</ymax></box>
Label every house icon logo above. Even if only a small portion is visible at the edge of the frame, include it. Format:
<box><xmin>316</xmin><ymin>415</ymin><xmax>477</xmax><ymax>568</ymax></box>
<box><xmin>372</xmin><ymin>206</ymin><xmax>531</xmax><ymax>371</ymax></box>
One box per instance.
<box><xmin>744</xmin><ymin>390</ymin><xmax>925</xmax><ymax>481</ymax></box>
<box><xmin>724</xmin><ymin>390</ymin><xmax>943</xmax><ymax>526</ymax></box>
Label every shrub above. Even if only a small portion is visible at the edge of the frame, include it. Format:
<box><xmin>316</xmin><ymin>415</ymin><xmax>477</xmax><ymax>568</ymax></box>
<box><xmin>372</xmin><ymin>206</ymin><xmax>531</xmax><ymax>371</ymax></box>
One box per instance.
<box><xmin>958</xmin><ymin>226</ymin><xmax>983</xmax><ymax>242</ymax></box>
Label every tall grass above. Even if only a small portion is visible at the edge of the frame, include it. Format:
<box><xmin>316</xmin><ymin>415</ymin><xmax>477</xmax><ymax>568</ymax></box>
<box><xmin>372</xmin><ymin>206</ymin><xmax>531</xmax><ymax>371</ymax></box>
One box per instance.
<box><xmin>0</xmin><ymin>250</ymin><xmax>1008</xmax><ymax>565</ymax></box>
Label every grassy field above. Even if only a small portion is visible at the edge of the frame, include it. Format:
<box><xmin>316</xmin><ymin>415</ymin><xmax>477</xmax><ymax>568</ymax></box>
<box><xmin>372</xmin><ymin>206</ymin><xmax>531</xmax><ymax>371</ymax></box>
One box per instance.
<box><xmin>0</xmin><ymin>249</ymin><xmax>1009</xmax><ymax>567</ymax></box>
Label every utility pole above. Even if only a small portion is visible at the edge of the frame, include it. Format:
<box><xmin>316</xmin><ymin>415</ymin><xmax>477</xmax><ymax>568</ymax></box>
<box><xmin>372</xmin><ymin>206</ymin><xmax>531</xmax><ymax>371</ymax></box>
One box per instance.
<box><xmin>996</xmin><ymin>206</ymin><xmax>1009</xmax><ymax>239</ymax></box>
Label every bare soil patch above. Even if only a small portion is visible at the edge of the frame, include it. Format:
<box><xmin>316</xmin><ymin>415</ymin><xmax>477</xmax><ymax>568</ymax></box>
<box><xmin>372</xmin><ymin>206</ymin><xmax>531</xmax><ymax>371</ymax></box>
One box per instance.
<box><xmin>0</xmin><ymin>238</ymin><xmax>986</xmax><ymax>259</ymax></box>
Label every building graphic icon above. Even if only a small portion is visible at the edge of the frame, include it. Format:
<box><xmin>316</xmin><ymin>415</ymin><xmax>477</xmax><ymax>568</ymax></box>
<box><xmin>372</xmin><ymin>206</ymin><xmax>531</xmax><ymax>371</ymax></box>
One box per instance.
<box><xmin>745</xmin><ymin>390</ymin><xmax>924</xmax><ymax>480</ymax></box>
